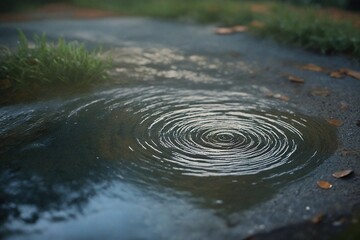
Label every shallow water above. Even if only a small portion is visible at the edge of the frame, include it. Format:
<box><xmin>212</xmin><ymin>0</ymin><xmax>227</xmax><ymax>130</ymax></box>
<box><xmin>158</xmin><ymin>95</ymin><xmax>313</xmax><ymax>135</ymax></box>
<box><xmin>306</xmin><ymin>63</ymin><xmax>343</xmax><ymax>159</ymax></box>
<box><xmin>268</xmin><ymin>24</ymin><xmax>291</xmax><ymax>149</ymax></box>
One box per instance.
<box><xmin>0</xmin><ymin>45</ymin><xmax>339</xmax><ymax>239</ymax></box>
<box><xmin>0</xmin><ymin>83</ymin><xmax>337</xmax><ymax>239</ymax></box>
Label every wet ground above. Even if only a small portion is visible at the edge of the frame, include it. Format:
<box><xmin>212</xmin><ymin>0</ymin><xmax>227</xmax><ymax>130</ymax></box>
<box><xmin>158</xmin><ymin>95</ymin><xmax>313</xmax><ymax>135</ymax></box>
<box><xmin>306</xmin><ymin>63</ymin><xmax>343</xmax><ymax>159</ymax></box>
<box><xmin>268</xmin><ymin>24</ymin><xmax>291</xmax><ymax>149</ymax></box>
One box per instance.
<box><xmin>0</xmin><ymin>17</ymin><xmax>360</xmax><ymax>239</ymax></box>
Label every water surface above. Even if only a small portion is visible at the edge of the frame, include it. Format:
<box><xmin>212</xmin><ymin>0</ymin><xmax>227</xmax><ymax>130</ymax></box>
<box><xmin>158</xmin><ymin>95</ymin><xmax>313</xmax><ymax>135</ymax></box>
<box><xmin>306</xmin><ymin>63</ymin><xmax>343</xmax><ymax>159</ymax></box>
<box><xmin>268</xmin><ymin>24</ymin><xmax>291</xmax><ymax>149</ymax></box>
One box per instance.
<box><xmin>0</xmin><ymin>85</ymin><xmax>337</xmax><ymax>239</ymax></box>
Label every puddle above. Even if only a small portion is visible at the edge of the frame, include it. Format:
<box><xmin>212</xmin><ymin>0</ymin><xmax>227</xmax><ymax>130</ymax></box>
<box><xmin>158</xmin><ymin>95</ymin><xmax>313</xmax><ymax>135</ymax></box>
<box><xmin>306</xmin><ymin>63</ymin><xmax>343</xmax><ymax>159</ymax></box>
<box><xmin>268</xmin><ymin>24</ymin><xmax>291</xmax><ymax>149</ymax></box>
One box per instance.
<box><xmin>0</xmin><ymin>84</ymin><xmax>337</xmax><ymax>239</ymax></box>
<box><xmin>0</xmin><ymin>43</ymin><xmax>340</xmax><ymax>240</ymax></box>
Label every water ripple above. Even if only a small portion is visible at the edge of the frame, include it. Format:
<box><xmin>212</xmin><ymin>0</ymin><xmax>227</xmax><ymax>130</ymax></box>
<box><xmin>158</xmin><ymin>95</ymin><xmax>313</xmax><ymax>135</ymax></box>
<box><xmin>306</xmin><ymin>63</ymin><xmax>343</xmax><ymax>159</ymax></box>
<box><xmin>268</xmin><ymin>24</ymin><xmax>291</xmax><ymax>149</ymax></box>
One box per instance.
<box><xmin>0</xmin><ymin>86</ymin><xmax>338</xmax><ymax>216</ymax></box>
<box><xmin>68</xmin><ymin>86</ymin><xmax>337</xmax><ymax>184</ymax></box>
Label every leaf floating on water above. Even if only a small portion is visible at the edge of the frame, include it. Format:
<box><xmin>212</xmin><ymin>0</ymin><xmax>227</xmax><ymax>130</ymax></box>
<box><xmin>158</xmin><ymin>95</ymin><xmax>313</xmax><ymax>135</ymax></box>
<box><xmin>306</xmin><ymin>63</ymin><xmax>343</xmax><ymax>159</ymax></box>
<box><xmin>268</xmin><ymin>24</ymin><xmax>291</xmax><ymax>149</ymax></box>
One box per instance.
<box><xmin>317</xmin><ymin>180</ymin><xmax>332</xmax><ymax>189</ymax></box>
<box><xmin>311</xmin><ymin>213</ymin><xmax>325</xmax><ymax>224</ymax></box>
<box><xmin>332</xmin><ymin>169</ymin><xmax>353</xmax><ymax>178</ymax></box>
<box><xmin>288</xmin><ymin>75</ymin><xmax>304</xmax><ymax>83</ymax></box>
<box><xmin>327</xmin><ymin>118</ymin><xmax>343</xmax><ymax>127</ymax></box>
<box><xmin>302</xmin><ymin>64</ymin><xmax>325</xmax><ymax>72</ymax></box>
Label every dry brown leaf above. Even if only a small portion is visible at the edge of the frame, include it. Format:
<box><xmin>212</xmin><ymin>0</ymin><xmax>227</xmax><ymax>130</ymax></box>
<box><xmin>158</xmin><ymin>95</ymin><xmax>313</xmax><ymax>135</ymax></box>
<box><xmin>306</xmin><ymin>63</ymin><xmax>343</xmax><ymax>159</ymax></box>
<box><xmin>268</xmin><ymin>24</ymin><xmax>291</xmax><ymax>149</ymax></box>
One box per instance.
<box><xmin>288</xmin><ymin>75</ymin><xmax>305</xmax><ymax>83</ymax></box>
<box><xmin>330</xmin><ymin>71</ymin><xmax>345</xmax><ymax>79</ymax></box>
<box><xmin>302</xmin><ymin>64</ymin><xmax>324</xmax><ymax>72</ymax></box>
<box><xmin>215</xmin><ymin>27</ymin><xmax>234</xmax><ymax>35</ymax></box>
<box><xmin>311</xmin><ymin>88</ymin><xmax>331</xmax><ymax>97</ymax></box>
<box><xmin>265</xmin><ymin>92</ymin><xmax>290</xmax><ymax>101</ymax></box>
<box><xmin>339</xmin><ymin>148</ymin><xmax>359</xmax><ymax>157</ymax></box>
<box><xmin>332</xmin><ymin>169</ymin><xmax>353</xmax><ymax>178</ymax></box>
<box><xmin>327</xmin><ymin>118</ymin><xmax>343</xmax><ymax>127</ymax></box>
<box><xmin>273</xmin><ymin>93</ymin><xmax>290</xmax><ymax>101</ymax></box>
<box><xmin>311</xmin><ymin>213</ymin><xmax>325</xmax><ymax>224</ymax></box>
<box><xmin>340</xmin><ymin>68</ymin><xmax>360</xmax><ymax>80</ymax></box>
<box><xmin>317</xmin><ymin>180</ymin><xmax>333</xmax><ymax>189</ymax></box>
<box><xmin>215</xmin><ymin>25</ymin><xmax>247</xmax><ymax>35</ymax></box>
<box><xmin>232</xmin><ymin>25</ymin><xmax>248</xmax><ymax>33</ymax></box>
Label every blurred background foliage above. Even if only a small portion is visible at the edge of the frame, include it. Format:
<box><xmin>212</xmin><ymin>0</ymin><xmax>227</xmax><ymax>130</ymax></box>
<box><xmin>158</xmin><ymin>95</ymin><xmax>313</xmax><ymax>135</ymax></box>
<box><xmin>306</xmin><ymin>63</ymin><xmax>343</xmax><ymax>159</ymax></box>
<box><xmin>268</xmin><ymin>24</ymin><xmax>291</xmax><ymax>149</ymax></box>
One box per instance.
<box><xmin>0</xmin><ymin>0</ymin><xmax>359</xmax><ymax>59</ymax></box>
<box><xmin>281</xmin><ymin>0</ymin><xmax>356</xmax><ymax>8</ymax></box>
<box><xmin>1</xmin><ymin>0</ymin><xmax>359</xmax><ymax>13</ymax></box>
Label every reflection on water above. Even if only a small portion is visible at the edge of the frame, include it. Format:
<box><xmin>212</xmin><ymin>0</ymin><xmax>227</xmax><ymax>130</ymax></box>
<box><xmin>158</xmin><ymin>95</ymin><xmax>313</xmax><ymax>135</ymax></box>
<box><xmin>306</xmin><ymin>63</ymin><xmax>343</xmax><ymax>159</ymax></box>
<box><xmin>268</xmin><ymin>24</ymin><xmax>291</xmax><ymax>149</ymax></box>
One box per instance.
<box><xmin>103</xmin><ymin>47</ymin><xmax>256</xmax><ymax>83</ymax></box>
<box><xmin>0</xmin><ymin>86</ymin><xmax>336</xmax><ymax>238</ymax></box>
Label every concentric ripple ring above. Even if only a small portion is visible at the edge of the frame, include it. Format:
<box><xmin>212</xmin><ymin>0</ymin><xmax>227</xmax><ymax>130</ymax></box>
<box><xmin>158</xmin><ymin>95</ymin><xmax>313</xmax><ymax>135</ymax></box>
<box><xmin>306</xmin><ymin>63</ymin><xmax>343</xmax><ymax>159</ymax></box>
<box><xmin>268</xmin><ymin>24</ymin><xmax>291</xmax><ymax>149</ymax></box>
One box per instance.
<box><xmin>68</xmin><ymin>87</ymin><xmax>337</xmax><ymax>183</ymax></box>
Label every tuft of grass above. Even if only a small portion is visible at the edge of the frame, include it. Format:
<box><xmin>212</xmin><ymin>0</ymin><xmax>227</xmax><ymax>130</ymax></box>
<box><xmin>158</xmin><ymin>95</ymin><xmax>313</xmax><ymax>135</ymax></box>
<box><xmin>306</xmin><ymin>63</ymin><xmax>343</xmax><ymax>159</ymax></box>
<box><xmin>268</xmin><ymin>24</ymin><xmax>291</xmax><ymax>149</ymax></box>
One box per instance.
<box><xmin>253</xmin><ymin>5</ymin><xmax>360</xmax><ymax>58</ymax></box>
<box><xmin>0</xmin><ymin>31</ymin><xmax>110</xmax><ymax>92</ymax></box>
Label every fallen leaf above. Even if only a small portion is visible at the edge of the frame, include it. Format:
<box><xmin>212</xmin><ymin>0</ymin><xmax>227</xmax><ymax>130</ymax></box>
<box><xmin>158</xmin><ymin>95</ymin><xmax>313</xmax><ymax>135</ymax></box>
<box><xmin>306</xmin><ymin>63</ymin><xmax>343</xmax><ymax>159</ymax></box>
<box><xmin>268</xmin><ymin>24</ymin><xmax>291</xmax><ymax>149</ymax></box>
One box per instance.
<box><xmin>330</xmin><ymin>71</ymin><xmax>345</xmax><ymax>79</ymax></box>
<box><xmin>339</xmin><ymin>148</ymin><xmax>359</xmax><ymax>157</ymax></box>
<box><xmin>332</xmin><ymin>169</ymin><xmax>353</xmax><ymax>178</ymax></box>
<box><xmin>311</xmin><ymin>213</ymin><xmax>325</xmax><ymax>224</ymax></box>
<box><xmin>215</xmin><ymin>25</ymin><xmax>247</xmax><ymax>35</ymax></box>
<box><xmin>215</xmin><ymin>27</ymin><xmax>234</xmax><ymax>35</ymax></box>
<box><xmin>288</xmin><ymin>75</ymin><xmax>304</xmax><ymax>83</ymax></box>
<box><xmin>317</xmin><ymin>180</ymin><xmax>333</xmax><ymax>189</ymax></box>
<box><xmin>265</xmin><ymin>92</ymin><xmax>290</xmax><ymax>101</ymax></box>
<box><xmin>273</xmin><ymin>93</ymin><xmax>290</xmax><ymax>101</ymax></box>
<box><xmin>340</xmin><ymin>68</ymin><xmax>360</xmax><ymax>80</ymax></box>
<box><xmin>302</xmin><ymin>64</ymin><xmax>324</xmax><ymax>72</ymax></box>
<box><xmin>327</xmin><ymin>118</ymin><xmax>343</xmax><ymax>127</ymax></box>
<box><xmin>311</xmin><ymin>88</ymin><xmax>331</xmax><ymax>97</ymax></box>
<box><xmin>339</xmin><ymin>101</ymin><xmax>349</xmax><ymax>111</ymax></box>
<box><xmin>232</xmin><ymin>25</ymin><xmax>248</xmax><ymax>33</ymax></box>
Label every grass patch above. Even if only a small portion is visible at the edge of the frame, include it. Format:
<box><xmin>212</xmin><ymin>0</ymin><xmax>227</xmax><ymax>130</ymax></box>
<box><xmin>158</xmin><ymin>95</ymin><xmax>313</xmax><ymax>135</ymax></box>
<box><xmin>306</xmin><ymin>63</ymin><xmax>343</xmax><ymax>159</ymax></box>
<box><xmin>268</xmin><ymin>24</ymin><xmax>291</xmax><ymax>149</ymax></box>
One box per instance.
<box><xmin>253</xmin><ymin>5</ymin><xmax>360</xmax><ymax>58</ymax></box>
<box><xmin>71</xmin><ymin>0</ymin><xmax>360</xmax><ymax>59</ymax></box>
<box><xmin>0</xmin><ymin>31</ymin><xmax>110</xmax><ymax>93</ymax></box>
<box><xmin>1</xmin><ymin>1</ymin><xmax>359</xmax><ymax>58</ymax></box>
<box><xmin>72</xmin><ymin>0</ymin><xmax>260</xmax><ymax>25</ymax></box>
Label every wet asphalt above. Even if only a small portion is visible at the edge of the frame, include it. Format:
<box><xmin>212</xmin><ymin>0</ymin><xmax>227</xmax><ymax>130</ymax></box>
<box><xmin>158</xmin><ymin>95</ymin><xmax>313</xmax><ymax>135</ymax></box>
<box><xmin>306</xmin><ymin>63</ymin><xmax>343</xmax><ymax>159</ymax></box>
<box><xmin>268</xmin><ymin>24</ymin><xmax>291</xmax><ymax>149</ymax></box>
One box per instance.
<box><xmin>0</xmin><ymin>18</ymin><xmax>359</xmax><ymax>239</ymax></box>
